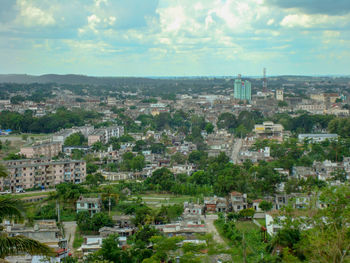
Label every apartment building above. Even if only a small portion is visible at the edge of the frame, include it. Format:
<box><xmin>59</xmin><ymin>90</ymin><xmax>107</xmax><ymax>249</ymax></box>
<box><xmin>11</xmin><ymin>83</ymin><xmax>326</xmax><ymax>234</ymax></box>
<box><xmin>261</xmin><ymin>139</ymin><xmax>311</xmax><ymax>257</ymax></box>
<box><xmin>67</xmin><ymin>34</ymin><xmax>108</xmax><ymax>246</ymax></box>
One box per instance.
<box><xmin>88</xmin><ymin>126</ymin><xmax>124</xmax><ymax>146</ymax></box>
<box><xmin>20</xmin><ymin>141</ymin><xmax>62</xmax><ymax>158</ymax></box>
<box><xmin>254</xmin><ymin>121</ymin><xmax>284</xmax><ymax>141</ymax></box>
<box><xmin>53</xmin><ymin>125</ymin><xmax>94</xmax><ymax>143</ymax></box>
<box><xmin>0</xmin><ymin>158</ymin><xmax>86</xmax><ymax>191</ymax></box>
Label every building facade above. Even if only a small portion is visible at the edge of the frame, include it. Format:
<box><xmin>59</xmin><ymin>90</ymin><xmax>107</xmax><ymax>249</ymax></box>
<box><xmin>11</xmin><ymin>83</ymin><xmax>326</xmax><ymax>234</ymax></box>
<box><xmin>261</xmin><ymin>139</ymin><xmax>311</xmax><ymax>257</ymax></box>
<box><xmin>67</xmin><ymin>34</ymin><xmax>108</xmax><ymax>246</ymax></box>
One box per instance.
<box><xmin>88</xmin><ymin>126</ymin><xmax>124</xmax><ymax>146</ymax></box>
<box><xmin>0</xmin><ymin>158</ymin><xmax>86</xmax><ymax>191</ymax></box>
<box><xmin>76</xmin><ymin>196</ymin><xmax>102</xmax><ymax>216</ymax></box>
<box><xmin>20</xmin><ymin>141</ymin><xmax>62</xmax><ymax>158</ymax></box>
<box><xmin>276</xmin><ymin>89</ymin><xmax>283</xmax><ymax>101</ymax></box>
<box><xmin>234</xmin><ymin>76</ymin><xmax>251</xmax><ymax>101</ymax></box>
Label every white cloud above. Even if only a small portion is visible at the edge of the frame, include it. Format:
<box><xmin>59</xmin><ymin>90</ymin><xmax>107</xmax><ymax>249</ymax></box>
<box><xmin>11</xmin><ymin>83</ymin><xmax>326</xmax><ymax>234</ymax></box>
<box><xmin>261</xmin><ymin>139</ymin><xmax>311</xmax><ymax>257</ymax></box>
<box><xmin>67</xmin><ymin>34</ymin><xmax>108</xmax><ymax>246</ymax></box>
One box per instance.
<box><xmin>280</xmin><ymin>13</ymin><xmax>350</xmax><ymax>28</ymax></box>
<box><xmin>267</xmin><ymin>18</ymin><xmax>274</xmax><ymax>25</ymax></box>
<box><xmin>17</xmin><ymin>0</ymin><xmax>55</xmax><ymax>27</ymax></box>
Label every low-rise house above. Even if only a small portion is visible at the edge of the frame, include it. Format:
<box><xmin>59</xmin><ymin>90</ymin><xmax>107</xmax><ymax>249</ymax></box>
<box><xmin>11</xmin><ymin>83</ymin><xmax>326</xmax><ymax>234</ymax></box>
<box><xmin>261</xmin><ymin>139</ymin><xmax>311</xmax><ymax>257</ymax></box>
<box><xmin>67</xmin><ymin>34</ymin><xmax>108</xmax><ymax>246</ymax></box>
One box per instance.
<box><xmin>99</xmin><ymin>226</ymin><xmax>134</xmax><ymax>238</ymax></box>
<box><xmin>254</xmin><ymin>121</ymin><xmax>284</xmax><ymax>141</ymax></box>
<box><xmin>273</xmin><ymin>193</ymin><xmax>289</xmax><ymax>210</ymax></box>
<box><xmin>3</xmin><ymin>220</ymin><xmax>64</xmax><ymax>250</ymax></box>
<box><xmin>76</xmin><ymin>196</ymin><xmax>102</xmax><ymax>216</ymax></box>
<box><xmin>170</xmin><ymin>164</ymin><xmax>195</xmax><ymax>175</ymax></box>
<box><xmin>252</xmin><ymin>199</ymin><xmax>263</xmax><ymax>212</ymax></box>
<box><xmin>229</xmin><ymin>191</ymin><xmax>248</xmax><ymax>212</ymax></box>
<box><xmin>292</xmin><ymin>166</ymin><xmax>316</xmax><ymax>180</ymax></box>
<box><xmin>112</xmin><ymin>215</ymin><xmax>134</xmax><ymax>227</ymax></box>
<box><xmin>183</xmin><ymin>202</ymin><xmax>203</xmax><ymax>215</ymax></box>
<box><xmin>156</xmin><ymin>220</ymin><xmax>206</xmax><ymax>239</ymax></box>
<box><xmin>298</xmin><ymin>133</ymin><xmax>338</xmax><ymax>143</ymax></box>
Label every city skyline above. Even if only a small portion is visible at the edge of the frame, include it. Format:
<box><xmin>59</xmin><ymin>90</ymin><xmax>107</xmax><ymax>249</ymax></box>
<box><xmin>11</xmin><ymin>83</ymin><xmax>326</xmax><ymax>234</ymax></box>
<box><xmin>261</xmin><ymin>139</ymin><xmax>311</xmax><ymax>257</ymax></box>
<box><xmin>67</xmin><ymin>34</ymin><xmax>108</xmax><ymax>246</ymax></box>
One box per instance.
<box><xmin>0</xmin><ymin>0</ymin><xmax>349</xmax><ymax>76</ymax></box>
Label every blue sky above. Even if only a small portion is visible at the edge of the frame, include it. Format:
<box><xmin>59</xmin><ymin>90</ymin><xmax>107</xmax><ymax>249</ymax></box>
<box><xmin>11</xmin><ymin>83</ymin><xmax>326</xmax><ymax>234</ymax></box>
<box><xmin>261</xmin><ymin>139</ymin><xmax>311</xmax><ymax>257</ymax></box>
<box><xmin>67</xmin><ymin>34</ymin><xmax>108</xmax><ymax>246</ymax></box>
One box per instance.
<box><xmin>0</xmin><ymin>0</ymin><xmax>349</xmax><ymax>76</ymax></box>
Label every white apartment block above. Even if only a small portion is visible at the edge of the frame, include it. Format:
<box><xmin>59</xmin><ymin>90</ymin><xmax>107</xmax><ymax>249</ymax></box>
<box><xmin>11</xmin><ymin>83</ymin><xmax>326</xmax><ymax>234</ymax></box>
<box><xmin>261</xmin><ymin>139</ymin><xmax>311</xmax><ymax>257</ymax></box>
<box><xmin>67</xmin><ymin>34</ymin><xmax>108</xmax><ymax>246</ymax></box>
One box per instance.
<box><xmin>88</xmin><ymin>126</ymin><xmax>124</xmax><ymax>146</ymax></box>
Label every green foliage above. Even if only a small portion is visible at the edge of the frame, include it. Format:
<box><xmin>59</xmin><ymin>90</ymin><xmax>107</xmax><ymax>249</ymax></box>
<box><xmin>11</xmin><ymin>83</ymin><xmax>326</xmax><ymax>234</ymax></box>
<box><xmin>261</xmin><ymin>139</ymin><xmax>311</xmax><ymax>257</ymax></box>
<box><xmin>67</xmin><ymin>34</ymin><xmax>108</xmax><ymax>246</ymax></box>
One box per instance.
<box><xmin>3</xmin><ymin>153</ymin><xmax>26</xmax><ymax>160</ymax></box>
<box><xmin>55</xmin><ymin>183</ymin><xmax>87</xmax><ymax>203</ymax></box>
<box><xmin>119</xmin><ymin>152</ymin><xmax>145</xmax><ymax>172</ymax></box>
<box><xmin>328</xmin><ymin>117</ymin><xmax>350</xmax><ymax>137</ymax></box>
<box><xmin>278</xmin><ymin>101</ymin><xmax>288</xmax><ymax>107</ymax></box>
<box><xmin>238</xmin><ymin>208</ymin><xmax>255</xmax><ymax>220</ymax></box>
<box><xmin>64</xmin><ymin>132</ymin><xmax>86</xmax><ymax>146</ymax></box>
<box><xmin>0</xmin><ymin>196</ymin><xmax>54</xmax><ymax>258</ymax></box>
<box><xmin>92</xmin><ymin>141</ymin><xmax>107</xmax><ymax>152</ymax></box>
<box><xmin>86</xmin><ymin>163</ymin><xmax>99</xmax><ymax>174</ymax></box>
<box><xmin>10</xmin><ymin>95</ymin><xmax>26</xmax><ymax>104</ymax></box>
<box><xmin>259</xmin><ymin>200</ymin><xmax>273</xmax><ymax>212</ymax></box>
<box><xmin>0</xmin><ymin>108</ymin><xmax>100</xmax><ymax>133</ymax></box>
<box><xmin>76</xmin><ymin>211</ymin><xmax>114</xmax><ymax>232</ymax></box>
<box><xmin>204</xmin><ymin>122</ymin><xmax>214</xmax><ymax>134</ymax></box>
<box><xmin>85</xmin><ymin>173</ymin><xmax>105</xmax><ymax>187</ymax></box>
<box><xmin>34</xmin><ymin>203</ymin><xmax>56</xmax><ymax>220</ymax></box>
<box><xmin>145</xmin><ymin>168</ymin><xmax>175</xmax><ymax>191</ymax></box>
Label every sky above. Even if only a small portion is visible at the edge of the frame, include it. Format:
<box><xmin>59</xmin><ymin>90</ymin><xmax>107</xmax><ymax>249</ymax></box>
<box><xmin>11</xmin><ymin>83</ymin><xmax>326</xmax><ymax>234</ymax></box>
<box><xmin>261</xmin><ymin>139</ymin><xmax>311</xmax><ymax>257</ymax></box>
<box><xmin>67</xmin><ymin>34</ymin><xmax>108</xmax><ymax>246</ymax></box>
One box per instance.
<box><xmin>0</xmin><ymin>0</ymin><xmax>350</xmax><ymax>77</ymax></box>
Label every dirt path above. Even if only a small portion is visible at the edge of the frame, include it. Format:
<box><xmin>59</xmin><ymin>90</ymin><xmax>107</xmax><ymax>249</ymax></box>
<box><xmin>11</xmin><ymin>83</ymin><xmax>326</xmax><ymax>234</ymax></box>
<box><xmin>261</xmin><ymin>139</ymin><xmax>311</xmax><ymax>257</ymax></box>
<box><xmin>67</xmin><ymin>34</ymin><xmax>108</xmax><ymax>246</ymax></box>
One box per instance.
<box><xmin>62</xmin><ymin>221</ymin><xmax>77</xmax><ymax>252</ymax></box>
<box><xmin>204</xmin><ymin>214</ymin><xmax>226</xmax><ymax>245</ymax></box>
<box><xmin>231</xmin><ymin>138</ymin><xmax>243</xmax><ymax>164</ymax></box>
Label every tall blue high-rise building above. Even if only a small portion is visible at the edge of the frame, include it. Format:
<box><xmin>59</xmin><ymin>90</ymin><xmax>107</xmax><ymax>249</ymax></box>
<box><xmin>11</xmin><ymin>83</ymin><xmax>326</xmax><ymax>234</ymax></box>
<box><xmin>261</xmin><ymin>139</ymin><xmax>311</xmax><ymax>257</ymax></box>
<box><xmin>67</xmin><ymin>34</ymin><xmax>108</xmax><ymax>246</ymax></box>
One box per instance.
<box><xmin>234</xmin><ymin>75</ymin><xmax>251</xmax><ymax>101</ymax></box>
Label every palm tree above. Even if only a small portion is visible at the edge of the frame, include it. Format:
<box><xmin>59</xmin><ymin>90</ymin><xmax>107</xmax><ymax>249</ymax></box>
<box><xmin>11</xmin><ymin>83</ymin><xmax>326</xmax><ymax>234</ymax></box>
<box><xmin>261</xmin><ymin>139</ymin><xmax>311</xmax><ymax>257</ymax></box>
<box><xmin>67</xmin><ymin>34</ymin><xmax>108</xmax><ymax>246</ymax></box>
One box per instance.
<box><xmin>0</xmin><ymin>164</ymin><xmax>7</xmax><ymax>178</ymax></box>
<box><xmin>0</xmin><ymin>168</ymin><xmax>54</xmax><ymax>260</ymax></box>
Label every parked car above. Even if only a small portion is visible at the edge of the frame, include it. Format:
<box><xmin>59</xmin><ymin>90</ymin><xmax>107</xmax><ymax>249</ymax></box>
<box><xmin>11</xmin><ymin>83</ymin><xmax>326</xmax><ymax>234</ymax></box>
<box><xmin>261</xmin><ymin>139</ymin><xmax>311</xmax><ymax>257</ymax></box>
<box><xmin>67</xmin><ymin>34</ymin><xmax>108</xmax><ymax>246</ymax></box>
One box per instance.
<box><xmin>16</xmin><ymin>188</ymin><xmax>25</xmax><ymax>193</ymax></box>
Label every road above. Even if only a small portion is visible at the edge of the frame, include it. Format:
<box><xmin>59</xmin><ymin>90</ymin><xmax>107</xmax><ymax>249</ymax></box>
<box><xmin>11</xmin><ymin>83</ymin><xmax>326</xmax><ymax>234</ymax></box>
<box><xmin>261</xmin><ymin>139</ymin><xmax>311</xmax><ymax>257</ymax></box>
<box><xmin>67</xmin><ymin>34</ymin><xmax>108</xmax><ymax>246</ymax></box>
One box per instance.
<box><xmin>203</xmin><ymin>214</ymin><xmax>226</xmax><ymax>245</ymax></box>
<box><xmin>62</xmin><ymin>221</ymin><xmax>77</xmax><ymax>253</ymax></box>
<box><xmin>11</xmin><ymin>189</ymin><xmax>56</xmax><ymax>195</ymax></box>
<box><xmin>231</xmin><ymin>138</ymin><xmax>243</xmax><ymax>164</ymax></box>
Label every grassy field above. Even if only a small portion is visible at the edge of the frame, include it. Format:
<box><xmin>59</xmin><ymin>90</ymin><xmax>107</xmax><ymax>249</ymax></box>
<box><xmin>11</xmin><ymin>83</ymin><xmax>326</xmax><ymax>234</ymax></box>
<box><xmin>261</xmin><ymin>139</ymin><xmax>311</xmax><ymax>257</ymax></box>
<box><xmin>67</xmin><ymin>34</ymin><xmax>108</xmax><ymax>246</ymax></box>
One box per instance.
<box><xmin>256</xmin><ymin>218</ymin><xmax>266</xmax><ymax>227</ymax></box>
<box><xmin>215</xmin><ymin>219</ymin><xmax>269</xmax><ymax>262</ymax></box>
<box><xmin>235</xmin><ymin>221</ymin><xmax>260</xmax><ymax>232</ymax></box>
<box><xmin>0</xmin><ymin>133</ymin><xmax>51</xmax><ymax>158</ymax></box>
<box><xmin>73</xmin><ymin>226</ymin><xmax>84</xmax><ymax>249</ymax></box>
<box><xmin>134</xmin><ymin>193</ymin><xmax>197</xmax><ymax>207</ymax></box>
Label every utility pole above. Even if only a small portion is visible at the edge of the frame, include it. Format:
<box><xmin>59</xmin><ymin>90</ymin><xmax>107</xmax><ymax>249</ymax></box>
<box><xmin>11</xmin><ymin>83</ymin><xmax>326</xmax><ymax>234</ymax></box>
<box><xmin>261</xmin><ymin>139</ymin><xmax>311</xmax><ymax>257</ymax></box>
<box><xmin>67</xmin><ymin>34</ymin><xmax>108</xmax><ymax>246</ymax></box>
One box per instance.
<box><xmin>108</xmin><ymin>195</ymin><xmax>111</xmax><ymax>216</ymax></box>
<box><xmin>56</xmin><ymin>200</ymin><xmax>60</xmax><ymax>223</ymax></box>
<box><xmin>243</xmin><ymin>232</ymin><xmax>247</xmax><ymax>263</ymax></box>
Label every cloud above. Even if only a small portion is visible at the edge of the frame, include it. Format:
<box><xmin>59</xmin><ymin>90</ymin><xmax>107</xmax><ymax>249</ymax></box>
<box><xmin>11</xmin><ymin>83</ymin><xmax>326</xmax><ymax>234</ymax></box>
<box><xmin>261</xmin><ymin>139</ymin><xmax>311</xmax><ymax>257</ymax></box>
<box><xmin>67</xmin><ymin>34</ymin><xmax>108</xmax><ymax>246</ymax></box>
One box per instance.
<box><xmin>266</xmin><ymin>0</ymin><xmax>350</xmax><ymax>15</ymax></box>
<box><xmin>16</xmin><ymin>0</ymin><xmax>55</xmax><ymax>27</ymax></box>
<box><xmin>0</xmin><ymin>0</ymin><xmax>349</xmax><ymax>75</ymax></box>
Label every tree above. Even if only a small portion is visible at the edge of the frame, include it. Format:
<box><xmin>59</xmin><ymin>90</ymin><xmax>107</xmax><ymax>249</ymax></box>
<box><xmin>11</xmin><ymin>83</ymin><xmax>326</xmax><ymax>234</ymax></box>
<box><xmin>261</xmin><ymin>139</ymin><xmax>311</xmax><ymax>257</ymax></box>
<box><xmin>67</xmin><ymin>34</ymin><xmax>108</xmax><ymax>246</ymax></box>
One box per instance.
<box><xmin>259</xmin><ymin>200</ymin><xmax>273</xmax><ymax>212</ymax></box>
<box><xmin>86</xmin><ymin>163</ymin><xmax>98</xmax><ymax>174</ymax></box>
<box><xmin>91</xmin><ymin>141</ymin><xmax>107</xmax><ymax>152</ymax></box>
<box><xmin>91</xmin><ymin>212</ymin><xmax>114</xmax><ymax>231</ymax></box>
<box><xmin>55</xmin><ymin>183</ymin><xmax>87</xmax><ymax>203</ymax></box>
<box><xmin>64</xmin><ymin>132</ymin><xmax>86</xmax><ymax>146</ymax></box>
<box><xmin>278</xmin><ymin>101</ymin><xmax>288</xmax><ymax>108</ymax></box>
<box><xmin>298</xmin><ymin>186</ymin><xmax>350</xmax><ymax>263</ymax></box>
<box><xmin>0</xmin><ymin>197</ymin><xmax>54</xmax><ymax>259</ymax></box>
<box><xmin>130</xmin><ymin>155</ymin><xmax>145</xmax><ymax>171</ymax></box>
<box><xmin>98</xmin><ymin>233</ymin><xmax>125</xmax><ymax>262</ymax></box>
<box><xmin>171</xmin><ymin>152</ymin><xmax>187</xmax><ymax>164</ymax></box>
<box><xmin>0</xmin><ymin>164</ymin><xmax>7</xmax><ymax>178</ymax></box>
<box><xmin>205</xmin><ymin>122</ymin><xmax>214</xmax><ymax>134</ymax></box>
<box><xmin>85</xmin><ymin>173</ymin><xmax>105</xmax><ymax>187</ymax></box>
<box><xmin>238</xmin><ymin>208</ymin><xmax>255</xmax><ymax>220</ymax></box>
<box><xmin>146</xmin><ymin>168</ymin><xmax>175</xmax><ymax>191</ymax></box>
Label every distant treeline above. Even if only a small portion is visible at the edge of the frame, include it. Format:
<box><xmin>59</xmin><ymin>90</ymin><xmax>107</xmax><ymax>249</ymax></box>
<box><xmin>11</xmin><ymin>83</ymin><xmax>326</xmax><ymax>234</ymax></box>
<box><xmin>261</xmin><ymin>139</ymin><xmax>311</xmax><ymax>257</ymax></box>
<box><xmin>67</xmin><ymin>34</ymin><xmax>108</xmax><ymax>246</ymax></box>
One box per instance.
<box><xmin>0</xmin><ymin>108</ymin><xmax>101</xmax><ymax>133</ymax></box>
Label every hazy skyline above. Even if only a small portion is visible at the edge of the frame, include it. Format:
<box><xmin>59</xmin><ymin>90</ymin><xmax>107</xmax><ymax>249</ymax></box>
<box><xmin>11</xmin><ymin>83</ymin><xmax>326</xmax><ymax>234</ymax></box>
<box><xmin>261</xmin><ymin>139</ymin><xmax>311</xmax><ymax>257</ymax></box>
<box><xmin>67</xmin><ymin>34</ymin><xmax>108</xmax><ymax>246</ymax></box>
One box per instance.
<box><xmin>0</xmin><ymin>0</ymin><xmax>350</xmax><ymax>77</ymax></box>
